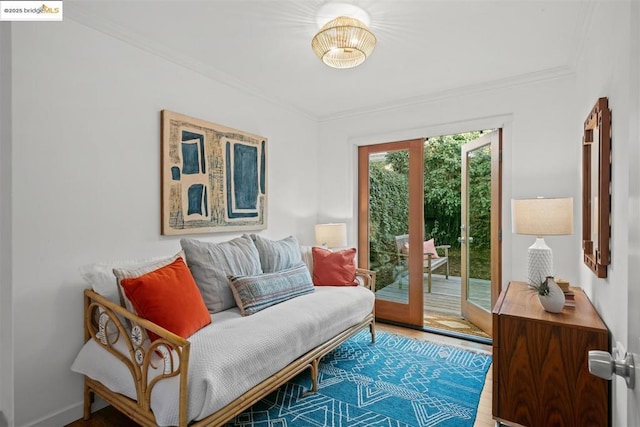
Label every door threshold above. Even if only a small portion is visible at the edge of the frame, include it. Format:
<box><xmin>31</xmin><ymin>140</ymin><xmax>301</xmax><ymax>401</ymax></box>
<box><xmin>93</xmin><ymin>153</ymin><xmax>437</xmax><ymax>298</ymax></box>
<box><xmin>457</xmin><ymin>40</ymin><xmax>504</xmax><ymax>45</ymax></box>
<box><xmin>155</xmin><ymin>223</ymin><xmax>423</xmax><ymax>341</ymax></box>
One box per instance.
<box><xmin>378</xmin><ymin>319</ymin><xmax>492</xmax><ymax>345</ymax></box>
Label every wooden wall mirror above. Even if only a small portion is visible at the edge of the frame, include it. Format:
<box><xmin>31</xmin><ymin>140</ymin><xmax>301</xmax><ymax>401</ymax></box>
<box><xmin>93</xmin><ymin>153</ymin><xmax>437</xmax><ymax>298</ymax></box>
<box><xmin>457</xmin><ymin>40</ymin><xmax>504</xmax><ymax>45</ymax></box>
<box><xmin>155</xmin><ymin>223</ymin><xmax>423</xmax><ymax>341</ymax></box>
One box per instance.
<box><xmin>582</xmin><ymin>97</ymin><xmax>611</xmax><ymax>278</ymax></box>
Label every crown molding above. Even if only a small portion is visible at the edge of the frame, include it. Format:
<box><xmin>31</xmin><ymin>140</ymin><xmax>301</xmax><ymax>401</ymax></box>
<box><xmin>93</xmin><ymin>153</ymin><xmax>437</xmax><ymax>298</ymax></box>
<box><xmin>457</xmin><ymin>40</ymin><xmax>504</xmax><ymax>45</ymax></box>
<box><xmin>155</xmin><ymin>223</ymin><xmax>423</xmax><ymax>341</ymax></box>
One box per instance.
<box><xmin>322</xmin><ymin>1</ymin><xmax>593</xmax><ymax>123</ymax></box>
<box><xmin>64</xmin><ymin>4</ymin><xmax>318</xmax><ymax>122</ymax></box>
<box><xmin>348</xmin><ymin>112</ymin><xmax>514</xmax><ymax>147</ymax></box>
<box><xmin>318</xmin><ymin>65</ymin><xmax>576</xmax><ymax>123</ymax></box>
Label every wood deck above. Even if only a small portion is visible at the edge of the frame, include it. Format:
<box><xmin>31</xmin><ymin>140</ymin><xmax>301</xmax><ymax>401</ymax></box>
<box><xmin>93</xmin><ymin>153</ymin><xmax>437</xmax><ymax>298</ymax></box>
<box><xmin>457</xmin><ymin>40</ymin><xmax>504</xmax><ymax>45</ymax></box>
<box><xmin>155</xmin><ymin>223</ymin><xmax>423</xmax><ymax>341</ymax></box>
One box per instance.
<box><xmin>375</xmin><ymin>273</ymin><xmax>492</xmax><ymax>316</ymax></box>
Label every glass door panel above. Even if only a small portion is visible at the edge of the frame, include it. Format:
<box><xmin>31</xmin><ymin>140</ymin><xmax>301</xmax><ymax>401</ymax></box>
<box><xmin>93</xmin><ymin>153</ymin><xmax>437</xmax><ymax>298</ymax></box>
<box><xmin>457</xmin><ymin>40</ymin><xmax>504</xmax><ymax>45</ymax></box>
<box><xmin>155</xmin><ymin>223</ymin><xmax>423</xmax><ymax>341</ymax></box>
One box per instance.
<box><xmin>358</xmin><ymin>139</ymin><xmax>425</xmax><ymax>326</ymax></box>
<box><xmin>460</xmin><ymin>130</ymin><xmax>501</xmax><ymax>335</ymax></box>
<box><xmin>367</xmin><ymin>150</ymin><xmax>409</xmax><ymax>304</ymax></box>
<box><xmin>466</xmin><ymin>144</ymin><xmax>492</xmax><ymax>312</ymax></box>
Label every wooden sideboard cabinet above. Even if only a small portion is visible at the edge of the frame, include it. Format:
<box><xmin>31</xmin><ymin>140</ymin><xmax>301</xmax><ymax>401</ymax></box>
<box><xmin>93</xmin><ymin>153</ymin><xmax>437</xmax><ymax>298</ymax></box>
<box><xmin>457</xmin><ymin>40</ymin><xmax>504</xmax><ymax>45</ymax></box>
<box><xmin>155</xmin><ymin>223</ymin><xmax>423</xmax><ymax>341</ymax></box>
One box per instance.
<box><xmin>492</xmin><ymin>281</ymin><xmax>609</xmax><ymax>426</ymax></box>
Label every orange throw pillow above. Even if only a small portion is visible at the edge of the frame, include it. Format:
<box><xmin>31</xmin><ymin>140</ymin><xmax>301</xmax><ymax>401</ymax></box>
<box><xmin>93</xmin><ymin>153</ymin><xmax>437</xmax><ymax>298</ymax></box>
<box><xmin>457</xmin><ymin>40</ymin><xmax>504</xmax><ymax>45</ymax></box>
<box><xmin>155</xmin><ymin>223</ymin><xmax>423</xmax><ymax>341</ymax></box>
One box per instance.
<box><xmin>120</xmin><ymin>257</ymin><xmax>211</xmax><ymax>340</ymax></box>
<box><xmin>312</xmin><ymin>247</ymin><xmax>357</xmax><ymax>286</ymax></box>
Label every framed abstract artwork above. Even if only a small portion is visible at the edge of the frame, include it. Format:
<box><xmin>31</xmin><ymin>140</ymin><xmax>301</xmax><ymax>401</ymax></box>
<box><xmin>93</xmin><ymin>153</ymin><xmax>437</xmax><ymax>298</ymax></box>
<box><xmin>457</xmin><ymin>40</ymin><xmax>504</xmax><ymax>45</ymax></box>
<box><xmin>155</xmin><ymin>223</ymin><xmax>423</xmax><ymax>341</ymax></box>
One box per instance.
<box><xmin>161</xmin><ymin>110</ymin><xmax>267</xmax><ymax>235</ymax></box>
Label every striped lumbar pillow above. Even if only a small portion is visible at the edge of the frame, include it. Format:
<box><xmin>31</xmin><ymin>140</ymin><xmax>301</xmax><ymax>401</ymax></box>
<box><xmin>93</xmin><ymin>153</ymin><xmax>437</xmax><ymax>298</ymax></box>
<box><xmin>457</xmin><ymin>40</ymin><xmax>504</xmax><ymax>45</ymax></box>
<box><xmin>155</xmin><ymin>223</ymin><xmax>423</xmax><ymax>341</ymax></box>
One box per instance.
<box><xmin>228</xmin><ymin>264</ymin><xmax>314</xmax><ymax>315</ymax></box>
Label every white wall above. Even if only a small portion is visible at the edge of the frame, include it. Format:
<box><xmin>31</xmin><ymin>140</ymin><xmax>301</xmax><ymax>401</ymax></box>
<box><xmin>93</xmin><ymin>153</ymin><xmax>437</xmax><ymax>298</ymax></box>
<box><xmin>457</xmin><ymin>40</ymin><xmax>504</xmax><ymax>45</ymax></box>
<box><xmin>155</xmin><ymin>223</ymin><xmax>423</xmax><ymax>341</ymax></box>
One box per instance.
<box><xmin>627</xmin><ymin>0</ymin><xmax>640</xmax><ymax>423</ymax></box>
<box><xmin>9</xmin><ymin>18</ymin><xmax>319</xmax><ymax>426</ymax></box>
<box><xmin>573</xmin><ymin>2</ymin><xmax>635</xmax><ymax>425</ymax></box>
<box><xmin>0</xmin><ymin>22</ymin><xmax>14</xmax><ymax>427</ymax></box>
<box><xmin>317</xmin><ymin>2</ymin><xmax>636</xmax><ymax>425</ymax></box>
<box><xmin>318</xmin><ymin>75</ymin><xmax>579</xmax><ymax>289</ymax></box>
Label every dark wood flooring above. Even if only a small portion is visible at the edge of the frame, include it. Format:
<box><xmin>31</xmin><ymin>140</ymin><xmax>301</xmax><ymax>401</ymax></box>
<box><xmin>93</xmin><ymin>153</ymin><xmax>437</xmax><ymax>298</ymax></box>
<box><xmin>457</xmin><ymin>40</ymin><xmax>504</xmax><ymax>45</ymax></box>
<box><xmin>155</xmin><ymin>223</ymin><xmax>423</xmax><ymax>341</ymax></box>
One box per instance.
<box><xmin>66</xmin><ymin>406</ymin><xmax>139</xmax><ymax>427</ymax></box>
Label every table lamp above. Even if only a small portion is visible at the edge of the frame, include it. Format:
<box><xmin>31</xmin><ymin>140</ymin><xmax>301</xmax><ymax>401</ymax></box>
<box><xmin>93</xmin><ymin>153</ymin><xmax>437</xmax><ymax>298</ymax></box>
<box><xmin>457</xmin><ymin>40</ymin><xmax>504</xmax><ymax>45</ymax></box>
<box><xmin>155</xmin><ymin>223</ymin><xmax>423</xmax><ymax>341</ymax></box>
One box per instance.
<box><xmin>511</xmin><ymin>197</ymin><xmax>573</xmax><ymax>284</ymax></box>
<box><xmin>315</xmin><ymin>223</ymin><xmax>347</xmax><ymax>249</ymax></box>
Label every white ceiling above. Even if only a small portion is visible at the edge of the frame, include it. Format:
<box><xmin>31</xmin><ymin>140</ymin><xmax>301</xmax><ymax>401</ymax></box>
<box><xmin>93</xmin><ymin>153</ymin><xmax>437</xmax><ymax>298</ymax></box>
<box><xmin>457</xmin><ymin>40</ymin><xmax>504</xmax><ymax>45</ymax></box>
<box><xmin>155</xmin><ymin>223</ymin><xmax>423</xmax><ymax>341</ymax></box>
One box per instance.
<box><xmin>67</xmin><ymin>1</ymin><xmax>592</xmax><ymax>121</ymax></box>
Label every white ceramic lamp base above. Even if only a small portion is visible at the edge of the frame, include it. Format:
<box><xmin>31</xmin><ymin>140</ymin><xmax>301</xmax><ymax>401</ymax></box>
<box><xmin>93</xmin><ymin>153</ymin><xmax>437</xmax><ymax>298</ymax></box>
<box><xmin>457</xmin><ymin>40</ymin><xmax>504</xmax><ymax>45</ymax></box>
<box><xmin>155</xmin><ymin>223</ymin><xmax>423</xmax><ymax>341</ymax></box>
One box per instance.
<box><xmin>528</xmin><ymin>237</ymin><xmax>553</xmax><ymax>285</ymax></box>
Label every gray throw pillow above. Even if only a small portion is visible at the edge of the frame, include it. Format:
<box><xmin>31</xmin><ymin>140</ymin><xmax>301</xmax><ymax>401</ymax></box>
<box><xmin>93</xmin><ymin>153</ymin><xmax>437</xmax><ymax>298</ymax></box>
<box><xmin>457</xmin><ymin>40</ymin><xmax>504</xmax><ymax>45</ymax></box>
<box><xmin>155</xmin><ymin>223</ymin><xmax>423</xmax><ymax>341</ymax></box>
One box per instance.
<box><xmin>180</xmin><ymin>235</ymin><xmax>262</xmax><ymax>312</ymax></box>
<box><xmin>251</xmin><ymin>234</ymin><xmax>303</xmax><ymax>273</ymax></box>
<box><xmin>229</xmin><ymin>264</ymin><xmax>314</xmax><ymax>316</ymax></box>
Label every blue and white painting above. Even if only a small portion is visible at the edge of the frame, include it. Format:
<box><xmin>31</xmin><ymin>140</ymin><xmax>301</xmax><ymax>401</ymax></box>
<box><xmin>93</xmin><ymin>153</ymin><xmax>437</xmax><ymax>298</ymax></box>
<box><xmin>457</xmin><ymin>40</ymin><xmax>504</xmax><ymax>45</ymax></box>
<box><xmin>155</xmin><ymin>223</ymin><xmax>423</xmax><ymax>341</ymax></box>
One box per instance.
<box><xmin>161</xmin><ymin>110</ymin><xmax>267</xmax><ymax>235</ymax></box>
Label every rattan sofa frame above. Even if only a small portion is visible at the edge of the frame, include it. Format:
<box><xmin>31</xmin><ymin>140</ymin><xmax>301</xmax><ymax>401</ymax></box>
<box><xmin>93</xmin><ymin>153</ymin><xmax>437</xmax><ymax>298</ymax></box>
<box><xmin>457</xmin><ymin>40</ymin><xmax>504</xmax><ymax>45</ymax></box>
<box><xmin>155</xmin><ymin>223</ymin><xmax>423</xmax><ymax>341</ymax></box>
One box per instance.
<box><xmin>82</xmin><ymin>269</ymin><xmax>376</xmax><ymax>427</ymax></box>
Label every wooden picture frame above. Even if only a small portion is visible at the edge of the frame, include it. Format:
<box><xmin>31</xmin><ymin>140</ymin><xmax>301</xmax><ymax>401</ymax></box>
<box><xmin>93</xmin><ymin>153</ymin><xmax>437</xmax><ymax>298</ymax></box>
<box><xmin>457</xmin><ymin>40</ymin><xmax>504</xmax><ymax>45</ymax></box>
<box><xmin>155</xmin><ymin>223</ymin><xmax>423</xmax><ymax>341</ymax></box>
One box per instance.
<box><xmin>582</xmin><ymin>97</ymin><xmax>611</xmax><ymax>278</ymax></box>
<box><xmin>161</xmin><ymin>110</ymin><xmax>267</xmax><ymax>235</ymax></box>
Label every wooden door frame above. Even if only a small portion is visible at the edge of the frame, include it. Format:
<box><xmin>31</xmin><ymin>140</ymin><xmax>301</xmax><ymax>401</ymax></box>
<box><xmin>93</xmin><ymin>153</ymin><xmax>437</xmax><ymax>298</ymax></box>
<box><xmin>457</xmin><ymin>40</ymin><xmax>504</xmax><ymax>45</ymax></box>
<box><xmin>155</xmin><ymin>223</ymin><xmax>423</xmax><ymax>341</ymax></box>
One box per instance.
<box><xmin>358</xmin><ymin>139</ymin><xmax>425</xmax><ymax>326</ymax></box>
<box><xmin>460</xmin><ymin>129</ymin><xmax>502</xmax><ymax>334</ymax></box>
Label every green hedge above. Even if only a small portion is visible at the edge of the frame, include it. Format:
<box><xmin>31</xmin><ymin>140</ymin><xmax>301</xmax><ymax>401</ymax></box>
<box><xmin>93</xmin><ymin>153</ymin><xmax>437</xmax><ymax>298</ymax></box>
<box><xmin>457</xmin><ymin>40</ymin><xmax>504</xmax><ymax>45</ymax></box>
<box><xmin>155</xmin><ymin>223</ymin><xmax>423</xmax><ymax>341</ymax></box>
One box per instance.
<box><xmin>368</xmin><ymin>132</ymin><xmax>492</xmax><ymax>288</ymax></box>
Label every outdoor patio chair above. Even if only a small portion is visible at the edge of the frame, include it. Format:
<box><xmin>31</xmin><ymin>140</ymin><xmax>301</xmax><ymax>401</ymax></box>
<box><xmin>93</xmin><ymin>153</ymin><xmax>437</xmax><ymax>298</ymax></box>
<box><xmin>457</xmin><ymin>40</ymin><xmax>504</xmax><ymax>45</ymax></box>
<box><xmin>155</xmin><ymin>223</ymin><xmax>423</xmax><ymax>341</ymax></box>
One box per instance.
<box><xmin>395</xmin><ymin>234</ymin><xmax>450</xmax><ymax>293</ymax></box>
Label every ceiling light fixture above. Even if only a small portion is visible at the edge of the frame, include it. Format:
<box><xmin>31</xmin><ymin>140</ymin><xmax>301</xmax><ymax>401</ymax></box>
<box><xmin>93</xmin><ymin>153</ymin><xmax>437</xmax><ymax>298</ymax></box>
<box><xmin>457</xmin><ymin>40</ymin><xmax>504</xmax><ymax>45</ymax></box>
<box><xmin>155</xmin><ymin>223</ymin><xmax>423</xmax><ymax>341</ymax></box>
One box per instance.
<box><xmin>311</xmin><ymin>6</ymin><xmax>376</xmax><ymax>69</ymax></box>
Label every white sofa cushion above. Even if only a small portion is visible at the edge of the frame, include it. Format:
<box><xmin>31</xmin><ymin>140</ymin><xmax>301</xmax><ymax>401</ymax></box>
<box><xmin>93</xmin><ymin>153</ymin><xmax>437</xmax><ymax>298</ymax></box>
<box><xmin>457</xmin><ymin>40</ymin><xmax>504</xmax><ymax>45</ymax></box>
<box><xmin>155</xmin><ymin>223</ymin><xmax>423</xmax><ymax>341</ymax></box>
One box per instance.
<box><xmin>79</xmin><ymin>254</ymin><xmax>175</xmax><ymax>305</ymax></box>
<box><xmin>71</xmin><ymin>285</ymin><xmax>375</xmax><ymax>426</ymax></box>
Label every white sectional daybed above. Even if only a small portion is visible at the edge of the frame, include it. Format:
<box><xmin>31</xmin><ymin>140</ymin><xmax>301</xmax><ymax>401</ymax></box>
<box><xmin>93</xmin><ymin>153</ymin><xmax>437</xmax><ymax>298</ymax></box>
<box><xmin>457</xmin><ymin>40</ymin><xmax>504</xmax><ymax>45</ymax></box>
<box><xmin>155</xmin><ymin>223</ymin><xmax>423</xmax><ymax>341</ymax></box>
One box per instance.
<box><xmin>72</xmin><ymin>234</ymin><xmax>376</xmax><ymax>426</ymax></box>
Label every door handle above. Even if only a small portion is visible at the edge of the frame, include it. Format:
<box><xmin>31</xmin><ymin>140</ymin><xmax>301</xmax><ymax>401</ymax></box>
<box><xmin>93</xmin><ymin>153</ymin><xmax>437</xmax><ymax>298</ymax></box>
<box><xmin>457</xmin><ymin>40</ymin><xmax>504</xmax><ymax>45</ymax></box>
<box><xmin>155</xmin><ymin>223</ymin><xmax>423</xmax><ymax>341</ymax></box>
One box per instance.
<box><xmin>589</xmin><ymin>341</ymin><xmax>635</xmax><ymax>389</ymax></box>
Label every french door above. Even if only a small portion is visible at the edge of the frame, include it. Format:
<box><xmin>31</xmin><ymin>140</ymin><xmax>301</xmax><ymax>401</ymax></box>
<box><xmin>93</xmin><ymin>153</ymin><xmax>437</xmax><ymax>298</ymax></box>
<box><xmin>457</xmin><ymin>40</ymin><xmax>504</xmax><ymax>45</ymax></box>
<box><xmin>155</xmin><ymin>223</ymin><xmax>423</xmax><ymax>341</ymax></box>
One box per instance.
<box><xmin>358</xmin><ymin>139</ymin><xmax>425</xmax><ymax>326</ymax></box>
<box><xmin>460</xmin><ymin>130</ymin><xmax>502</xmax><ymax>334</ymax></box>
<box><xmin>359</xmin><ymin>130</ymin><xmax>502</xmax><ymax>334</ymax></box>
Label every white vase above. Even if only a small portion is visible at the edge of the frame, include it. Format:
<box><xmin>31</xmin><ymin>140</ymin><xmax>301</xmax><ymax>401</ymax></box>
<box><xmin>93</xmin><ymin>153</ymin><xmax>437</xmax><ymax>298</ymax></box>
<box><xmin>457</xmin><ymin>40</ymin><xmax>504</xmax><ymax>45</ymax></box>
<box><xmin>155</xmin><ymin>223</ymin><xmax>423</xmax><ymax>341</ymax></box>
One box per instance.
<box><xmin>537</xmin><ymin>277</ymin><xmax>565</xmax><ymax>313</ymax></box>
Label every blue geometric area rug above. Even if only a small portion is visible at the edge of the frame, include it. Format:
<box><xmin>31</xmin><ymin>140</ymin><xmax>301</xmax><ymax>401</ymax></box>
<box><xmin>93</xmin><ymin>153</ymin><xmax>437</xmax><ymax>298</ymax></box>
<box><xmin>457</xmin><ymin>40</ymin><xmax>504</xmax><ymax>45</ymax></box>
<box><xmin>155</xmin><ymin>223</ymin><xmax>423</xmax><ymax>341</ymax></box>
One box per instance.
<box><xmin>228</xmin><ymin>331</ymin><xmax>492</xmax><ymax>427</ymax></box>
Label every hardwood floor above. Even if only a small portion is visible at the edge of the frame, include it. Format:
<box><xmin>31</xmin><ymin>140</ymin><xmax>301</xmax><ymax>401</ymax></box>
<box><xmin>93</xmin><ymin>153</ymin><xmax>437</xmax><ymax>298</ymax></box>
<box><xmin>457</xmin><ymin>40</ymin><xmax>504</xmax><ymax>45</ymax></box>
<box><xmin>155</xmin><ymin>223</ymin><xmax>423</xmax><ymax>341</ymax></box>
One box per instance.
<box><xmin>66</xmin><ymin>323</ymin><xmax>494</xmax><ymax>427</ymax></box>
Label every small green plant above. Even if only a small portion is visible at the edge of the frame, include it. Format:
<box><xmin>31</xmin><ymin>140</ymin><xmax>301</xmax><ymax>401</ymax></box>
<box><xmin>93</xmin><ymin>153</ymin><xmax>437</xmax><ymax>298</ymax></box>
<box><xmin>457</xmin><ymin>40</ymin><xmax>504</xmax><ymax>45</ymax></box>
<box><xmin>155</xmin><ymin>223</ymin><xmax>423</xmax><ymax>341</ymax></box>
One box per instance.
<box><xmin>529</xmin><ymin>276</ymin><xmax>554</xmax><ymax>296</ymax></box>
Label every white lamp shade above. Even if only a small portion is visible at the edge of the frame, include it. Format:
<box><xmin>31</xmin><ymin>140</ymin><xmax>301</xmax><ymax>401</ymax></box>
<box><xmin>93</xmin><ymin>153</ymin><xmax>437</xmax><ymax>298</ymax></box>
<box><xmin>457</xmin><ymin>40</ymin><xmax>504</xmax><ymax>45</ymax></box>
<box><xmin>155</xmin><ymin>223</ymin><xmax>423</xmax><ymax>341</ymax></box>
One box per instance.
<box><xmin>511</xmin><ymin>197</ymin><xmax>574</xmax><ymax>236</ymax></box>
<box><xmin>315</xmin><ymin>223</ymin><xmax>347</xmax><ymax>248</ymax></box>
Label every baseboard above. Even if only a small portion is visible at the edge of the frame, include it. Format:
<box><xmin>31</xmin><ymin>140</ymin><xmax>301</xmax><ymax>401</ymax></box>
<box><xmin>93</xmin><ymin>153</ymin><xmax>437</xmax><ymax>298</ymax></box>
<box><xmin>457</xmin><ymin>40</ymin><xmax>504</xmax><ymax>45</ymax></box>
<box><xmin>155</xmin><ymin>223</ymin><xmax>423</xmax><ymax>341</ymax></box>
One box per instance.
<box><xmin>21</xmin><ymin>398</ymin><xmax>107</xmax><ymax>427</ymax></box>
<box><xmin>21</xmin><ymin>402</ymin><xmax>81</xmax><ymax>427</ymax></box>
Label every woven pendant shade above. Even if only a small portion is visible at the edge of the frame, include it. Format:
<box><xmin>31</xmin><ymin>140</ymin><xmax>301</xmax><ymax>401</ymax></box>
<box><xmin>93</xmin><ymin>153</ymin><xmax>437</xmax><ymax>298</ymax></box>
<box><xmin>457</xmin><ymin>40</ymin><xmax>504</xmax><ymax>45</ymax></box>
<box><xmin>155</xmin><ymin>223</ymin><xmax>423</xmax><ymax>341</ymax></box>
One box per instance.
<box><xmin>311</xmin><ymin>16</ymin><xmax>376</xmax><ymax>69</ymax></box>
